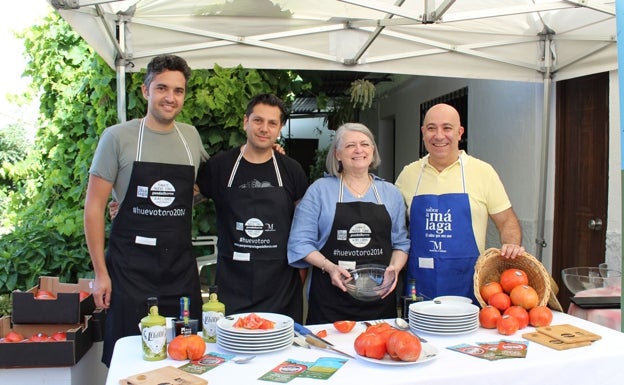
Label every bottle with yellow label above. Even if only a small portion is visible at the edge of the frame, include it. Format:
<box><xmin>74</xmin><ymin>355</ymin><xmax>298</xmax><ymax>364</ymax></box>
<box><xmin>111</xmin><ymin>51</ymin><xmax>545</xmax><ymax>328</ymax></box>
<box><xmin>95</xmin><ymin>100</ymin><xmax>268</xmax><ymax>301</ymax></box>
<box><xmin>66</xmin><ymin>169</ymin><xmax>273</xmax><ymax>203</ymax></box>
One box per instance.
<box><xmin>202</xmin><ymin>286</ymin><xmax>225</xmax><ymax>343</ymax></box>
<box><xmin>140</xmin><ymin>296</ymin><xmax>167</xmax><ymax>361</ymax></box>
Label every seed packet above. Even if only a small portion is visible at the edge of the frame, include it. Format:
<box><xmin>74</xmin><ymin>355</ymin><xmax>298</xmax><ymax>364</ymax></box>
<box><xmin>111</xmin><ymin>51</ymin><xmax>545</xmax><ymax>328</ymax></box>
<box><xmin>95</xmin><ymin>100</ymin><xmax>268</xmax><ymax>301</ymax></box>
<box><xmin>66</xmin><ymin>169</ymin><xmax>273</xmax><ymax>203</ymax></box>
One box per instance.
<box><xmin>259</xmin><ymin>358</ymin><xmax>314</xmax><ymax>383</ymax></box>
<box><xmin>297</xmin><ymin>357</ymin><xmax>348</xmax><ymax>380</ymax></box>
<box><xmin>178</xmin><ymin>351</ymin><xmax>235</xmax><ymax>374</ymax></box>
<box><xmin>495</xmin><ymin>340</ymin><xmax>529</xmax><ymax>358</ymax></box>
<box><xmin>476</xmin><ymin>340</ymin><xmax>529</xmax><ymax>359</ymax></box>
<box><xmin>447</xmin><ymin>343</ymin><xmax>500</xmax><ymax>361</ymax></box>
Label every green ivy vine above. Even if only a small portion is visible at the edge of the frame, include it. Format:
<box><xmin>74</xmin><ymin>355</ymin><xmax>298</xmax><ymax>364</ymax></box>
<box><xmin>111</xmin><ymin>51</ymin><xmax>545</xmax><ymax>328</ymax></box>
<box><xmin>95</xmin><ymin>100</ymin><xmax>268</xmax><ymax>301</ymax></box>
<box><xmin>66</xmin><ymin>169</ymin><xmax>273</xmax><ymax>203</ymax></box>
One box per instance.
<box><xmin>0</xmin><ymin>11</ymin><xmax>311</xmax><ymax>296</ymax></box>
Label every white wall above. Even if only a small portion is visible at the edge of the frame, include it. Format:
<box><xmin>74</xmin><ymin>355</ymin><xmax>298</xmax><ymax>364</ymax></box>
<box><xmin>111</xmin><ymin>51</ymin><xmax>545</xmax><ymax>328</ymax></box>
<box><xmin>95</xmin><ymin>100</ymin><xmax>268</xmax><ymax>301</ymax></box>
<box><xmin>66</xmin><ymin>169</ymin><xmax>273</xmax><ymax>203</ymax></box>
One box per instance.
<box><xmin>280</xmin><ymin>116</ymin><xmax>333</xmax><ymax>150</ymax></box>
<box><xmin>358</xmin><ymin>74</ymin><xmax>622</xmax><ymax>276</ymax></box>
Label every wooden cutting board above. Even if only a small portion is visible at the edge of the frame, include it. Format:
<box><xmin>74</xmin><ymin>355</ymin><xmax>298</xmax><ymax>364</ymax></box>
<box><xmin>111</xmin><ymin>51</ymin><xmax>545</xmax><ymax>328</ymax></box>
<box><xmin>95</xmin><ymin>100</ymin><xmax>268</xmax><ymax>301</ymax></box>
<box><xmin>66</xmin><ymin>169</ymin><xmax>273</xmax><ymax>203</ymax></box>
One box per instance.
<box><xmin>535</xmin><ymin>324</ymin><xmax>602</xmax><ymax>344</ymax></box>
<box><xmin>521</xmin><ymin>331</ymin><xmax>593</xmax><ymax>350</ymax></box>
<box><xmin>120</xmin><ymin>366</ymin><xmax>208</xmax><ymax>385</ymax></box>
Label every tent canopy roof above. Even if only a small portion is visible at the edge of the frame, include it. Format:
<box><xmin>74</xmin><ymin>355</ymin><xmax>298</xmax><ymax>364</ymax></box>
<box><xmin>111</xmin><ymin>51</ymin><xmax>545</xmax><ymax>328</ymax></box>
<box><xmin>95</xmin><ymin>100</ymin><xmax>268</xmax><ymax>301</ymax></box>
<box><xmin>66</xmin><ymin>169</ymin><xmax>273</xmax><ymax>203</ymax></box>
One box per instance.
<box><xmin>51</xmin><ymin>0</ymin><xmax>616</xmax><ymax>83</ymax></box>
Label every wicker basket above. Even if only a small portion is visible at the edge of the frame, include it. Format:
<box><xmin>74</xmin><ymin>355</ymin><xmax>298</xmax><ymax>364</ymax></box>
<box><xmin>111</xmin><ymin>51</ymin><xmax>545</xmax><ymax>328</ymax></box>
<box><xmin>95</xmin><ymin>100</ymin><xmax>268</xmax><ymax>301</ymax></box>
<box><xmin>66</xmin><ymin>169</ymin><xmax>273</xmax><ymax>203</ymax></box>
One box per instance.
<box><xmin>473</xmin><ymin>248</ymin><xmax>563</xmax><ymax>311</ymax></box>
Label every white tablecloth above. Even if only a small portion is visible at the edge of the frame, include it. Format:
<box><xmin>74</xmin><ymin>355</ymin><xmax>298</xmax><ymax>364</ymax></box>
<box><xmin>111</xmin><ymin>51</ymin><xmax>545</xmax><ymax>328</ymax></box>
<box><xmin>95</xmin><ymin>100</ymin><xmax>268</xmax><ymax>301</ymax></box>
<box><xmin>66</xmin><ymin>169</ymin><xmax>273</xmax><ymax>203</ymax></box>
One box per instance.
<box><xmin>106</xmin><ymin>311</ymin><xmax>624</xmax><ymax>385</ymax></box>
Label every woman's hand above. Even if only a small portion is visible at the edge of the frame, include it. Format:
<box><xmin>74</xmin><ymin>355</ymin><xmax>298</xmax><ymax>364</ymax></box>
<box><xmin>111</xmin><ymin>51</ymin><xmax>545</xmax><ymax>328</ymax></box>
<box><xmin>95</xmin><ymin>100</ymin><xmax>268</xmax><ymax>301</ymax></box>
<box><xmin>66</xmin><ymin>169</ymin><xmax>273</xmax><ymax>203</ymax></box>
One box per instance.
<box><xmin>379</xmin><ymin>265</ymin><xmax>399</xmax><ymax>299</ymax></box>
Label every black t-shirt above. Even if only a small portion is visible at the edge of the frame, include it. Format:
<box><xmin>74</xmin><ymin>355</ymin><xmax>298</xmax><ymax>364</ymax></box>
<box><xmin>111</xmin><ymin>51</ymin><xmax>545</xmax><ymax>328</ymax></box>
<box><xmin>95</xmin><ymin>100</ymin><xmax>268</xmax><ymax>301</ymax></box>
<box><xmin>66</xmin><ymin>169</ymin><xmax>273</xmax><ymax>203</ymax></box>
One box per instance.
<box><xmin>197</xmin><ymin>146</ymin><xmax>308</xmax><ymax>213</ymax></box>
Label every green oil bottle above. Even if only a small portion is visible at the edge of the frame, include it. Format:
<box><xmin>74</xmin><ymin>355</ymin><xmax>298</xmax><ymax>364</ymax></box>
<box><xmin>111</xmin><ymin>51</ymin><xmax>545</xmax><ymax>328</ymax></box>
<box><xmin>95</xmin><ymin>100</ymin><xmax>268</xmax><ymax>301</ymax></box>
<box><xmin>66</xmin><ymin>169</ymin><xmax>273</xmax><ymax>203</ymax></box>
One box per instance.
<box><xmin>140</xmin><ymin>296</ymin><xmax>167</xmax><ymax>360</ymax></box>
<box><xmin>202</xmin><ymin>286</ymin><xmax>225</xmax><ymax>343</ymax></box>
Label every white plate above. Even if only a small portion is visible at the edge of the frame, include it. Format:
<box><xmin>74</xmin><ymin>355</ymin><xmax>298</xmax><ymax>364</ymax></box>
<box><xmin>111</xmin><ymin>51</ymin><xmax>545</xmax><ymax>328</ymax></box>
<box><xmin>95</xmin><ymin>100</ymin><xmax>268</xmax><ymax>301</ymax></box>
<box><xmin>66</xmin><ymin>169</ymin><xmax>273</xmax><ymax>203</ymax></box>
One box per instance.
<box><xmin>412</xmin><ymin>319</ymin><xmax>479</xmax><ymax>330</ymax></box>
<box><xmin>217</xmin><ymin>312</ymin><xmax>293</xmax><ymax>334</ymax></box>
<box><xmin>411</xmin><ymin>324</ymin><xmax>479</xmax><ymax>335</ymax></box>
<box><xmin>217</xmin><ymin>333</ymin><xmax>293</xmax><ymax>345</ymax></box>
<box><xmin>410</xmin><ymin>313</ymin><xmax>477</xmax><ymax>324</ymax></box>
<box><xmin>217</xmin><ymin>339</ymin><xmax>293</xmax><ymax>351</ymax></box>
<box><xmin>410</xmin><ymin>300</ymin><xmax>479</xmax><ymax>317</ymax></box>
<box><xmin>433</xmin><ymin>296</ymin><xmax>473</xmax><ymax>303</ymax></box>
<box><xmin>216</xmin><ymin>326</ymin><xmax>292</xmax><ymax>340</ymax></box>
<box><xmin>355</xmin><ymin>342</ymin><xmax>439</xmax><ymax>366</ymax></box>
<box><xmin>217</xmin><ymin>338</ymin><xmax>293</xmax><ymax>354</ymax></box>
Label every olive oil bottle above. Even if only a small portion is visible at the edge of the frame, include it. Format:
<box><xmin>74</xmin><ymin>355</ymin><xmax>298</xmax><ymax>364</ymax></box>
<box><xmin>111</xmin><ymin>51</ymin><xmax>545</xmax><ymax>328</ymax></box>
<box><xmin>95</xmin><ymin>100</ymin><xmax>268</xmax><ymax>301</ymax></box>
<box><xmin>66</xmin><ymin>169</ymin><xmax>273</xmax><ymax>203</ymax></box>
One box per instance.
<box><xmin>140</xmin><ymin>296</ymin><xmax>167</xmax><ymax>361</ymax></box>
<box><xmin>202</xmin><ymin>286</ymin><xmax>225</xmax><ymax>343</ymax></box>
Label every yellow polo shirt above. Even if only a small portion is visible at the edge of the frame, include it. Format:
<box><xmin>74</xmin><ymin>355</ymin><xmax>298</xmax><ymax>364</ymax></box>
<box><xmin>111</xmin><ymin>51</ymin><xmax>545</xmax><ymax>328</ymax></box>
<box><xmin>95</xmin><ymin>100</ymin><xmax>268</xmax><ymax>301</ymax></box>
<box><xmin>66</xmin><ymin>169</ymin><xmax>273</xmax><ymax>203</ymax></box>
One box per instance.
<box><xmin>395</xmin><ymin>151</ymin><xmax>512</xmax><ymax>252</ymax></box>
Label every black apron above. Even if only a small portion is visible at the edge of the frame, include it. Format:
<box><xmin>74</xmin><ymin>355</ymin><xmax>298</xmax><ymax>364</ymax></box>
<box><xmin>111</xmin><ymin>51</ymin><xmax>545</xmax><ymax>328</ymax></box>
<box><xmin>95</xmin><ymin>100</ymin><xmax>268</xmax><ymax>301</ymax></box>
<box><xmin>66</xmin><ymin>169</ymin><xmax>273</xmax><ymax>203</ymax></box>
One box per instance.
<box><xmin>216</xmin><ymin>146</ymin><xmax>303</xmax><ymax>322</ymax></box>
<box><xmin>307</xmin><ymin>176</ymin><xmax>395</xmax><ymax>324</ymax></box>
<box><xmin>102</xmin><ymin>119</ymin><xmax>201</xmax><ymax>366</ymax></box>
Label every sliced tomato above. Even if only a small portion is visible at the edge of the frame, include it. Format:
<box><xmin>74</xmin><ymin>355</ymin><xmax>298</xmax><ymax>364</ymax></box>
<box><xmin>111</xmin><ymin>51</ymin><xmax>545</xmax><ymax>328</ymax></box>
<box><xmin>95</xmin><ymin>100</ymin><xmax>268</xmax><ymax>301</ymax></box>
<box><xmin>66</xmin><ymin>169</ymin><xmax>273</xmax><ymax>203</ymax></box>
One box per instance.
<box><xmin>260</xmin><ymin>319</ymin><xmax>276</xmax><ymax>329</ymax></box>
<box><xmin>232</xmin><ymin>313</ymin><xmax>276</xmax><ymax>330</ymax></box>
<box><xmin>333</xmin><ymin>320</ymin><xmax>356</xmax><ymax>333</ymax></box>
<box><xmin>315</xmin><ymin>329</ymin><xmax>328</xmax><ymax>338</ymax></box>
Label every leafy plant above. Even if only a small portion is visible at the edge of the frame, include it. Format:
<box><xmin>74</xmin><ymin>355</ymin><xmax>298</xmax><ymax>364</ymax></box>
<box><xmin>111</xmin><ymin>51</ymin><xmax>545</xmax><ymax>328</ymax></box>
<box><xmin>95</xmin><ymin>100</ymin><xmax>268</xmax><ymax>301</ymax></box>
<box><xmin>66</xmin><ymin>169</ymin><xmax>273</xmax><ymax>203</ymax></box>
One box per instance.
<box><xmin>0</xmin><ymin>11</ymin><xmax>311</xmax><ymax>295</ymax></box>
<box><xmin>0</xmin><ymin>294</ymin><xmax>10</xmax><ymax>317</ymax></box>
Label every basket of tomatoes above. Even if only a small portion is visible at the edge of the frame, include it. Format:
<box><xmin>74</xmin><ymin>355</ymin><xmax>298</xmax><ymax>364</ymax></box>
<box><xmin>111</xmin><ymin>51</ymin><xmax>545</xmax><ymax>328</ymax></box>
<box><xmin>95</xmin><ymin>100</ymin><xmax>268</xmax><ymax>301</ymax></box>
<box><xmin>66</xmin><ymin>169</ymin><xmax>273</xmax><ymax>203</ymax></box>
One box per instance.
<box><xmin>473</xmin><ymin>248</ymin><xmax>562</xmax><ymax>312</ymax></box>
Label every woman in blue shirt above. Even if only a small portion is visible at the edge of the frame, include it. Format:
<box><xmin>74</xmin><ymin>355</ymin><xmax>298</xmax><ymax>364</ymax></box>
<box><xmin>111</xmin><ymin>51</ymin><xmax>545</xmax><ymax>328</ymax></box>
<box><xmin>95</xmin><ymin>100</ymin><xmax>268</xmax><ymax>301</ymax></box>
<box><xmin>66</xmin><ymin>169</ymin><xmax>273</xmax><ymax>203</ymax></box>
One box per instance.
<box><xmin>287</xmin><ymin>122</ymin><xmax>410</xmax><ymax>324</ymax></box>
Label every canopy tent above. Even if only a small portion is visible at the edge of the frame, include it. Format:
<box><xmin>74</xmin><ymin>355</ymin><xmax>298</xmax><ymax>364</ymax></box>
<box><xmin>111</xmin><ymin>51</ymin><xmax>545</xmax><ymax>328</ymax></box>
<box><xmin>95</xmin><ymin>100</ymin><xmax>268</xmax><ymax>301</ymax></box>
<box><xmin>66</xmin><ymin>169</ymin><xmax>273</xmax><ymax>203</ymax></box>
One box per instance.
<box><xmin>50</xmin><ymin>0</ymin><xmax>618</xmax><ymax>263</ymax></box>
<box><xmin>50</xmin><ymin>0</ymin><xmax>616</xmax><ymax>82</ymax></box>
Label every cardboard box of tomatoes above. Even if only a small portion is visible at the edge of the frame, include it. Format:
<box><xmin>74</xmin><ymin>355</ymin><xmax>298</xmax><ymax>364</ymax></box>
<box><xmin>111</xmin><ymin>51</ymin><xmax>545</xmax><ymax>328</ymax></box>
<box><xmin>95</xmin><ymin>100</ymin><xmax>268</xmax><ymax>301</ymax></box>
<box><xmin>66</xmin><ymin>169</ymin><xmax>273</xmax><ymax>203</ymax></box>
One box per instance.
<box><xmin>0</xmin><ymin>314</ymin><xmax>94</xmax><ymax>367</ymax></box>
<box><xmin>11</xmin><ymin>276</ymin><xmax>96</xmax><ymax>324</ymax></box>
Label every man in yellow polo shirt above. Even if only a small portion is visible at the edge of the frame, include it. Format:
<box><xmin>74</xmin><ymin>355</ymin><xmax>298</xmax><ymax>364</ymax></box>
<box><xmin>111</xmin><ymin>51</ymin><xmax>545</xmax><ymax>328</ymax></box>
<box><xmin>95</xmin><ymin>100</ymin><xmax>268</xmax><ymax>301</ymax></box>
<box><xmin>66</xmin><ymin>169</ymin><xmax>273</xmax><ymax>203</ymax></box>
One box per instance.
<box><xmin>395</xmin><ymin>103</ymin><xmax>524</xmax><ymax>302</ymax></box>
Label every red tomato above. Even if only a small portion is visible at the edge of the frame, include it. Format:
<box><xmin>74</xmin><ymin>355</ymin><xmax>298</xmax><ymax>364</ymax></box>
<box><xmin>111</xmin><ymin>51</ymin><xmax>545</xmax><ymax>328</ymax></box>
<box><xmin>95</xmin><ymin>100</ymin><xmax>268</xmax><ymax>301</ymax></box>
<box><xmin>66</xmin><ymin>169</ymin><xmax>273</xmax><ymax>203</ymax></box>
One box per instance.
<box><xmin>233</xmin><ymin>313</ymin><xmax>275</xmax><ymax>330</ymax></box>
<box><xmin>478</xmin><ymin>306</ymin><xmax>502</xmax><ymax>329</ymax></box>
<box><xmin>503</xmin><ymin>306</ymin><xmax>529</xmax><ymax>329</ymax></box>
<box><xmin>316</xmin><ymin>329</ymin><xmax>328</xmax><ymax>338</ymax></box>
<box><xmin>168</xmin><ymin>334</ymin><xmax>206</xmax><ymax>361</ymax></box>
<box><xmin>496</xmin><ymin>315</ymin><xmax>519</xmax><ymax>336</ymax></box>
<box><xmin>386</xmin><ymin>330</ymin><xmax>422</xmax><ymax>362</ymax></box>
<box><xmin>35</xmin><ymin>290</ymin><xmax>57</xmax><ymax>300</ymax></box>
<box><xmin>29</xmin><ymin>332</ymin><xmax>53</xmax><ymax>342</ymax></box>
<box><xmin>509</xmin><ymin>285</ymin><xmax>539</xmax><ymax>310</ymax></box>
<box><xmin>51</xmin><ymin>331</ymin><xmax>67</xmax><ymax>341</ymax></box>
<box><xmin>354</xmin><ymin>331</ymin><xmax>387</xmax><ymax>360</ymax></box>
<box><xmin>479</xmin><ymin>281</ymin><xmax>503</xmax><ymax>303</ymax></box>
<box><xmin>488</xmin><ymin>291</ymin><xmax>511</xmax><ymax>312</ymax></box>
<box><xmin>79</xmin><ymin>291</ymin><xmax>90</xmax><ymax>301</ymax></box>
<box><xmin>529</xmin><ymin>306</ymin><xmax>553</xmax><ymax>327</ymax></box>
<box><xmin>2</xmin><ymin>331</ymin><xmax>25</xmax><ymax>343</ymax></box>
<box><xmin>364</xmin><ymin>322</ymin><xmax>393</xmax><ymax>334</ymax></box>
<box><xmin>499</xmin><ymin>268</ymin><xmax>529</xmax><ymax>293</ymax></box>
<box><xmin>333</xmin><ymin>320</ymin><xmax>356</xmax><ymax>333</ymax></box>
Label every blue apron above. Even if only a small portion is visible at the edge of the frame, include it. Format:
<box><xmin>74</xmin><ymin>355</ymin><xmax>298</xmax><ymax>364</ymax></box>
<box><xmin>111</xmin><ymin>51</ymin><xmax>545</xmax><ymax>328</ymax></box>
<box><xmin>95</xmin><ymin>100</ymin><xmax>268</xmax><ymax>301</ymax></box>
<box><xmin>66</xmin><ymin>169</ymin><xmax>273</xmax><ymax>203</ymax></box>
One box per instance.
<box><xmin>406</xmin><ymin>155</ymin><xmax>480</xmax><ymax>302</ymax></box>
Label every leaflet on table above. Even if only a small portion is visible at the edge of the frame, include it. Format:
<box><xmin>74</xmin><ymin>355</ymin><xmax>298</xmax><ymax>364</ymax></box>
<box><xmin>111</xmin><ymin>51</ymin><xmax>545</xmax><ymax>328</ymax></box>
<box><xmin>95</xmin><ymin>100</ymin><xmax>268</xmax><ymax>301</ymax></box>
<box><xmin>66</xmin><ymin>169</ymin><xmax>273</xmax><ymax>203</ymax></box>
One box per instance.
<box><xmin>178</xmin><ymin>352</ymin><xmax>235</xmax><ymax>374</ymax></box>
<box><xmin>259</xmin><ymin>357</ymin><xmax>347</xmax><ymax>383</ymax></box>
<box><xmin>447</xmin><ymin>340</ymin><xmax>528</xmax><ymax>361</ymax></box>
<box><xmin>297</xmin><ymin>357</ymin><xmax>348</xmax><ymax>380</ymax></box>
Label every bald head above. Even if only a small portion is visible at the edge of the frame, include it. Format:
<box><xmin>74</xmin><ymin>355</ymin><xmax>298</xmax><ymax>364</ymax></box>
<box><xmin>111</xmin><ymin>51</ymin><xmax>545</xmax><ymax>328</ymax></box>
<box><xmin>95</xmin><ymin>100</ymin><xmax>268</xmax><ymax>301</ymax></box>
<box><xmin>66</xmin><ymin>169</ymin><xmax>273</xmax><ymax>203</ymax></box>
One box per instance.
<box><xmin>421</xmin><ymin>103</ymin><xmax>464</xmax><ymax>171</ymax></box>
<box><xmin>423</xmin><ymin>103</ymin><xmax>461</xmax><ymax>128</ymax></box>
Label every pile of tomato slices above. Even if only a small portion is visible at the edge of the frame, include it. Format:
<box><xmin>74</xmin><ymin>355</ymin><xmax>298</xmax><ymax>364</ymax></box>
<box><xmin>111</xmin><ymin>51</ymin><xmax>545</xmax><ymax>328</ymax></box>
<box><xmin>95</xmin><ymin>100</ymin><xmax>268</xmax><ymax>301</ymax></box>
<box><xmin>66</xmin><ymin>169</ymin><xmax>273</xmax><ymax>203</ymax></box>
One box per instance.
<box><xmin>232</xmin><ymin>313</ymin><xmax>276</xmax><ymax>330</ymax></box>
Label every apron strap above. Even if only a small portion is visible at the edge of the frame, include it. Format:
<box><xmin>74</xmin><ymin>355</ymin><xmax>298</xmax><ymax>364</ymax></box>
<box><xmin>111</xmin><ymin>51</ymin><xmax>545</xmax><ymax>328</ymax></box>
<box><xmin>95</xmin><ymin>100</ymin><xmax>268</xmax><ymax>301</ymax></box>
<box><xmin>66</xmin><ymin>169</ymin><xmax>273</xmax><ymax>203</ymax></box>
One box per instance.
<box><xmin>339</xmin><ymin>174</ymin><xmax>382</xmax><ymax>204</ymax></box>
<box><xmin>227</xmin><ymin>145</ymin><xmax>283</xmax><ymax>187</ymax></box>
<box><xmin>415</xmin><ymin>153</ymin><xmax>466</xmax><ymax>194</ymax></box>
<box><xmin>136</xmin><ymin>118</ymin><xmax>194</xmax><ymax>165</ymax></box>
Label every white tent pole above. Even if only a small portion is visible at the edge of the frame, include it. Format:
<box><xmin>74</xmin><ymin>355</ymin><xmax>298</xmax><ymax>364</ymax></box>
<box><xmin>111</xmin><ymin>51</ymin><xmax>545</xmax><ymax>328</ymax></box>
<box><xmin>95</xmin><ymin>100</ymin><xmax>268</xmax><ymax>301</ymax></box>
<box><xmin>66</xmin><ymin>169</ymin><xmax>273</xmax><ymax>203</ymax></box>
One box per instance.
<box><xmin>116</xmin><ymin>13</ymin><xmax>127</xmax><ymax>123</ymax></box>
<box><xmin>615</xmin><ymin>0</ymin><xmax>624</xmax><ymax>330</ymax></box>
<box><xmin>535</xmin><ymin>28</ymin><xmax>554</xmax><ymax>262</ymax></box>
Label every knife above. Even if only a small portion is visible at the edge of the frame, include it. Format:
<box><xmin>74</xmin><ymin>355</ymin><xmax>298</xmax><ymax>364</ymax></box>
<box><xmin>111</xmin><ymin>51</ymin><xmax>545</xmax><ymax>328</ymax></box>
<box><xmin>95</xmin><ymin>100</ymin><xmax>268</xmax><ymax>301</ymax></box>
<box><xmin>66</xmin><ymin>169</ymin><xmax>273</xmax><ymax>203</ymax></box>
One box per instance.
<box><xmin>293</xmin><ymin>322</ymin><xmax>335</xmax><ymax>346</ymax></box>
<box><xmin>304</xmin><ymin>335</ymin><xmax>355</xmax><ymax>359</ymax></box>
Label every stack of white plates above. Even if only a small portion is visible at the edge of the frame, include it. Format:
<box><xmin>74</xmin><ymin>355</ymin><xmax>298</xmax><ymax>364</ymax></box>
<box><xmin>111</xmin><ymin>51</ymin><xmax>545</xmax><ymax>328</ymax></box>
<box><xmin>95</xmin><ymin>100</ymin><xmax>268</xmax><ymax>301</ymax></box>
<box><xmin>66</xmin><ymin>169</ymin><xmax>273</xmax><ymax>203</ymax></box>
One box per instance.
<box><xmin>409</xmin><ymin>300</ymin><xmax>480</xmax><ymax>335</ymax></box>
<box><xmin>216</xmin><ymin>312</ymin><xmax>294</xmax><ymax>354</ymax></box>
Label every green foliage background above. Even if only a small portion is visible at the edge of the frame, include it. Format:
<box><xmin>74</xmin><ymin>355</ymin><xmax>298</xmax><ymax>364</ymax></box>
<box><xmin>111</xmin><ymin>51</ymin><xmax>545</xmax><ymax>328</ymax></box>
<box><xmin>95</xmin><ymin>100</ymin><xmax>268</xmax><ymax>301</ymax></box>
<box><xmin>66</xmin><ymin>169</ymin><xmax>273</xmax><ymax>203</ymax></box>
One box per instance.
<box><xmin>0</xmin><ymin>12</ymin><xmax>311</xmax><ymax>297</ymax></box>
